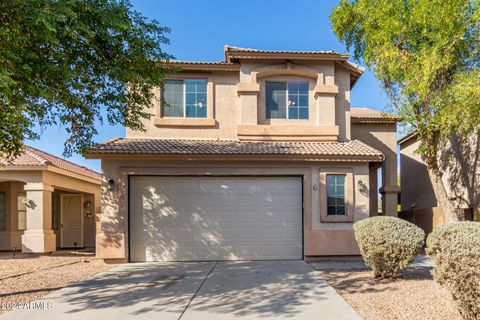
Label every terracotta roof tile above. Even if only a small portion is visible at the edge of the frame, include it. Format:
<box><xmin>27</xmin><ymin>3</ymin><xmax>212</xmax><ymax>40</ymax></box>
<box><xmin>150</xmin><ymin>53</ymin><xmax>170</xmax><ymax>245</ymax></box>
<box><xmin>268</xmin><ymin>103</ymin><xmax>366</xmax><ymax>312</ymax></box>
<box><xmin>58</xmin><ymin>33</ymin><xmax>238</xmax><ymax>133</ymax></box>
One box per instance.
<box><xmin>351</xmin><ymin>108</ymin><xmax>401</xmax><ymax>123</ymax></box>
<box><xmin>88</xmin><ymin>138</ymin><xmax>383</xmax><ymax>161</ymax></box>
<box><xmin>224</xmin><ymin>45</ymin><xmax>340</xmax><ymax>55</ymax></box>
<box><xmin>5</xmin><ymin>145</ymin><xmax>101</xmax><ymax>180</ymax></box>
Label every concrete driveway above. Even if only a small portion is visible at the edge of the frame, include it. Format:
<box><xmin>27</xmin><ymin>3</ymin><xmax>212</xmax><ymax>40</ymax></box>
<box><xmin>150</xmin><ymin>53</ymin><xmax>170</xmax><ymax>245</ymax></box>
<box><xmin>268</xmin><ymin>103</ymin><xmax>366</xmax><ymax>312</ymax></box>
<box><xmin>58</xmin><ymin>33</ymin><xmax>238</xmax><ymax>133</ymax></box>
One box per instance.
<box><xmin>0</xmin><ymin>261</ymin><xmax>361</xmax><ymax>320</ymax></box>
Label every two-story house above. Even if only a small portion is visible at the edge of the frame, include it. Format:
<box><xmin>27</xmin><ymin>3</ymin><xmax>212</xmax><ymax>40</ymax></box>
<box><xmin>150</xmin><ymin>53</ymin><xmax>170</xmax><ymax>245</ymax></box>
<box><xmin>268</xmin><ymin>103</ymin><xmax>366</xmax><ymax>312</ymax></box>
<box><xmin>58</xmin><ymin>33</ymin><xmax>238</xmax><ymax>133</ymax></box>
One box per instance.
<box><xmin>86</xmin><ymin>46</ymin><xmax>401</xmax><ymax>262</ymax></box>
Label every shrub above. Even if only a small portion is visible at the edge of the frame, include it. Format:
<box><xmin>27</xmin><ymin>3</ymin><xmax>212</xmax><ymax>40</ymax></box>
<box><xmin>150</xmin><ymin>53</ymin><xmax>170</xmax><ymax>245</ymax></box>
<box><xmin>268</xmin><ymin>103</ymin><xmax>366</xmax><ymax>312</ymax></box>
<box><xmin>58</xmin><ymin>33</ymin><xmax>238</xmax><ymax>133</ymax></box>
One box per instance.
<box><xmin>426</xmin><ymin>222</ymin><xmax>480</xmax><ymax>320</ymax></box>
<box><xmin>354</xmin><ymin>216</ymin><xmax>425</xmax><ymax>278</ymax></box>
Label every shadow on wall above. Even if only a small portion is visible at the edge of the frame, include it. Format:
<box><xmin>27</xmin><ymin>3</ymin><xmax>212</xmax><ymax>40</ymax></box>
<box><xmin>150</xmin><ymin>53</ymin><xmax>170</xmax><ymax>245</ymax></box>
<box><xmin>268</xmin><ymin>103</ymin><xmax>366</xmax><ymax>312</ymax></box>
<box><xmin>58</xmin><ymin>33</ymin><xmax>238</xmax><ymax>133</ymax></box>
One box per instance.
<box><xmin>401</xmin><ymin>153</ymin><xmax>438</xmax><ymax>209</ymax></box>
<box><xmin>97</xmin><ymin>177</ymin><xmax>125</xmax><ymax>251</ymax></box>
<box><xmin>128</xmin><ymin>176</ymin><xmax>302</xmax><ymax>261</ymax></box>
<box><xmin>46</xmin><ymin>261</ymin><xmax>329</xmax><ymax>317</ymax></box>
<box><xmin>440</xmin><ymin>132</ymin><xmax>480</xmax><ymax>209</ymax></box>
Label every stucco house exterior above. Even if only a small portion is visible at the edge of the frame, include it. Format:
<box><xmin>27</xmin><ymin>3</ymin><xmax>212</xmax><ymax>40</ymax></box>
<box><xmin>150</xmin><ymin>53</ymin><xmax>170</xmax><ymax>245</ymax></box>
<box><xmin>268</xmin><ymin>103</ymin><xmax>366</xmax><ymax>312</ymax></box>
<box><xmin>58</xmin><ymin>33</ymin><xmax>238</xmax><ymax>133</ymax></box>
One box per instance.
<box><xmin>87</xmin><ymin>46</ymin><xmax>401</xmax><ymax>262</ymax></box>
<box><xmin>0</xmin><ymin>145</ymin><xmax>101</xmax><ymax>253</ymax></box>
<box><xmin>399</xmin><ymin>132</ymin><xmax>480</xmax><ymax>228</ymax></box>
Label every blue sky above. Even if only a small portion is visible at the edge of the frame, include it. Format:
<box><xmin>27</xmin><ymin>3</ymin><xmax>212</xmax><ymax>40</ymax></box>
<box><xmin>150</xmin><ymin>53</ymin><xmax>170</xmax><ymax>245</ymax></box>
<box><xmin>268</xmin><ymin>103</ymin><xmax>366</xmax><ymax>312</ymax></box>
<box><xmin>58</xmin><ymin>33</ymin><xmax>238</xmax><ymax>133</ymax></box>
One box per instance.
<box><xmin>26</xmin><ymin>0</ymin><xmax>389</xmax><ymax>172</ymax></box>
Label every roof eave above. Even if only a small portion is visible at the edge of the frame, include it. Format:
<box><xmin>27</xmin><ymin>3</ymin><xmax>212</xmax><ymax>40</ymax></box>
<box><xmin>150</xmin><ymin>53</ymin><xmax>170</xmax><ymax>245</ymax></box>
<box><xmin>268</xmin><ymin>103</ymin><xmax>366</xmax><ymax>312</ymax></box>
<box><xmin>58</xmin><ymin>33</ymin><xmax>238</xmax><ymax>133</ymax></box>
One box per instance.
<box><xmin>397</xmin><ymin>132</ymin><xmax>418</xmax><ymax>145</ymax></box>
<box><xmin>351</xmin><ymin>118</ymin><xmax>402</xmax><ymax>124</ymax></box>
<box><xmin>84</xmin><ymin>152</ymin><xmax>383</xmax><ymax>162</ymax></box>
<box><xmin>162</xmin><ymin>61</ymin><xmax>240</xmax><ymax>72</ymax></box>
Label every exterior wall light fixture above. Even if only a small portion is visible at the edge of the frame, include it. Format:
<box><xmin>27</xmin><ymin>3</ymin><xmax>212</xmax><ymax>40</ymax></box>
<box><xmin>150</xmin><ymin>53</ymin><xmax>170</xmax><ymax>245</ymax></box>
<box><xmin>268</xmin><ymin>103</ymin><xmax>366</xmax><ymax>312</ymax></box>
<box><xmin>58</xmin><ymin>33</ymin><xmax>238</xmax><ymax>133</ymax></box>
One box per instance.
<box><xmin>108</xmin><ymin>179</ymin><xmax>115</xmax><ymax>191</ymax></box>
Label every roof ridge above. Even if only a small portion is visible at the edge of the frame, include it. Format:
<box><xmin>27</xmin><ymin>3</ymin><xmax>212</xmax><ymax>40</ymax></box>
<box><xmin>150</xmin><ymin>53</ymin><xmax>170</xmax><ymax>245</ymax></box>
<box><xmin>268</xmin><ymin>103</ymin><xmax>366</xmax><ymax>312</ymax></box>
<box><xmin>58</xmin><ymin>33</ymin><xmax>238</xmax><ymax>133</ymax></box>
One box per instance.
<box><xmin>223</xmin><ymin>45</ymin><xmax>340</xmax><ymax>54</ymax></box>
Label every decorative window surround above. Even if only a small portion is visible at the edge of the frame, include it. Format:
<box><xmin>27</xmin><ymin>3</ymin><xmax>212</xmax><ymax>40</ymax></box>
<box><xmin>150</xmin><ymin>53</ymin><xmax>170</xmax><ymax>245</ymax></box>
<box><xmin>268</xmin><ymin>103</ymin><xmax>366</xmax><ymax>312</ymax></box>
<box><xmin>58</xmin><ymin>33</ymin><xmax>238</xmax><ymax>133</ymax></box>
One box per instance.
<box><xmin>314</xmin><ymin>84</ymin><xmax>339</xmax><ymax>96</ymax></box>
<box><xmin>237</xmin><ymin>62</ymin><xmax>338</xmax><ymax>128</ymax></box>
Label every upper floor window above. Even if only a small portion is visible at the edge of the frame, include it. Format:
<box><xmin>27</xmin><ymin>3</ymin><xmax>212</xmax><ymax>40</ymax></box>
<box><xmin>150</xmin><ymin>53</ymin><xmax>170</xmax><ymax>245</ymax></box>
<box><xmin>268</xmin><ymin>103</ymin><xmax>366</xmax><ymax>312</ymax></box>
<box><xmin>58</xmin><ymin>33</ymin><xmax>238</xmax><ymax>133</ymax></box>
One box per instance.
<box><xmin>266</xmin><ymin>81</ymin><xmax>308</xmax><ymax>120</ymax></box>
<box><xmin>162</xmin><ymin>79</ymin><xmax>207</xmax><ymax>118</ymax></box>
<box><xmin>326</xmin><ymin>175</ymin><xmax>346</xmax><ymax>215</ymax></box>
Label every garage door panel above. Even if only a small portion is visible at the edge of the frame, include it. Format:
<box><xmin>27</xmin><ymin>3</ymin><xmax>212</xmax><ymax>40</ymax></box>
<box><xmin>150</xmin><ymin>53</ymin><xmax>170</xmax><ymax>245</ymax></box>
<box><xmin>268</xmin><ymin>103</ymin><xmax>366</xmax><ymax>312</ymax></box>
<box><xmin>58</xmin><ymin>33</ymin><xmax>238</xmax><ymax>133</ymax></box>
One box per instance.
<box><xmin>130</xmin><ymin>176</ymin><xmax>303</xmax><ymax>261</ymax></box>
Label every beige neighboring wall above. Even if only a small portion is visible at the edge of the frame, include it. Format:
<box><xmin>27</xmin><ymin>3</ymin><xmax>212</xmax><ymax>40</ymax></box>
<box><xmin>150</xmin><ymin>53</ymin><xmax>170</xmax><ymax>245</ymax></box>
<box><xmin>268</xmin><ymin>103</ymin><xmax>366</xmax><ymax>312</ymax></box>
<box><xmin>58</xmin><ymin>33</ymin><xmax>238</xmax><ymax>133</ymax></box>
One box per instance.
<box><xmin>96</xmin><ymin>158</ymin><xmax>370</xmax><ymax>260</ymax></box>
<box><xmin>399</xmin><ymin>133</ymin><xmax>479</xmax><ymax>211</ymax></box>
<box><xmin>400</xmin><ymin>138</ymin><xmax>437</xmax><ymax>210</ymax></box>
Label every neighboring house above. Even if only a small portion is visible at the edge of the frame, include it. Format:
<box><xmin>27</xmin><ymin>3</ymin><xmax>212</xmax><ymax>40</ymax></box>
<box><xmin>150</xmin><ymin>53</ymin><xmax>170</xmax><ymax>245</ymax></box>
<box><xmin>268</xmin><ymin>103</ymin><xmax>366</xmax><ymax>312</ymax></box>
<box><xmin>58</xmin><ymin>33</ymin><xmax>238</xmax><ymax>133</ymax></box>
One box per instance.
<box><xmin>86</xmin><ymin>46</ymin><xmax>401</xmax><ymax>262</ymax></box>
<box><xmin>0</xmin><ymin>145</ymin><xmax>101</xmax><ymax>253</ymax></box>
<box><xmin>399</xmin><ymin>132</ymin><xmax>480</xmax><ymax>228</ymax></box>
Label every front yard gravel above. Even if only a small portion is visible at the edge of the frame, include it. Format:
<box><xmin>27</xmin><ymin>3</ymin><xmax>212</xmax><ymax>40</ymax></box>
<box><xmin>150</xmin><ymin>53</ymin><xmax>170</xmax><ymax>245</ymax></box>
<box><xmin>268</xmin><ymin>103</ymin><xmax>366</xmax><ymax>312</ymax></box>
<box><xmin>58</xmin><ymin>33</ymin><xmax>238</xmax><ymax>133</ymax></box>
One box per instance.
<box><xmin>317</xmin><ymin>267</ymin><xmax>462</xmax><ymax>320</ymax></box>
<box><xmin>0</xmin><ymin>253</ymin><xmax>114</xmax><ymax>314</ymax></box>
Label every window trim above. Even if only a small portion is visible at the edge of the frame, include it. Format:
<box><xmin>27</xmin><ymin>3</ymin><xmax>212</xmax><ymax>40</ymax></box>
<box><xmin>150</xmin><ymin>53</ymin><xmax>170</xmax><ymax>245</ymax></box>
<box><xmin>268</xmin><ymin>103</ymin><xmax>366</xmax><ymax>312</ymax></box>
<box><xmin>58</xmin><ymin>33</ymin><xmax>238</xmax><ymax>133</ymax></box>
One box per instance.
<box><xmin>265</xmin><ymin>80</ymin><xmax>309</xmax><ymax>120</ymax></box>
<box><xmin>320</xmin><ymin>169</ymin><xmax>355</xmax><ymax>223</ymax></box>
<box><xmin>155</xmin><ymin>76</ymin><xmax>215</xmax><ymax>127</ymax></box>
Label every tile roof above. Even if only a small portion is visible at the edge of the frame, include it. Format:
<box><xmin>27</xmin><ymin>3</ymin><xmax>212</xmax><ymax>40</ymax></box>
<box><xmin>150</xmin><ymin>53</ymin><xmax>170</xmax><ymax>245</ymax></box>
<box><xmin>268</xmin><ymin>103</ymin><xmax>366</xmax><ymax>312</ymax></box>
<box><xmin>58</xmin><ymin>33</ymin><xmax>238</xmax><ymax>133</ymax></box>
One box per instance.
<box><xmin>168</xmin><ymin>60</ymin><xmax>237</xmax><ymax>66</ymax></box>
<box><xmin>4</xmin><ymin>145</ymin><xmax>101</xmax><ymax>180</ymax></box>
<box><xmin>224</xmin><ymin>45</ymin><xmax>340</xmax><ymax>55</ymax></box>
<box><xmin>351</xmin><ymin>108</ymin><xmax>401</xmax><ymax>123</ymax></box>
<box><xmin>87</xmin><ymin>138</ymin><xmax>383</xmax><ymax>161</ymax></box>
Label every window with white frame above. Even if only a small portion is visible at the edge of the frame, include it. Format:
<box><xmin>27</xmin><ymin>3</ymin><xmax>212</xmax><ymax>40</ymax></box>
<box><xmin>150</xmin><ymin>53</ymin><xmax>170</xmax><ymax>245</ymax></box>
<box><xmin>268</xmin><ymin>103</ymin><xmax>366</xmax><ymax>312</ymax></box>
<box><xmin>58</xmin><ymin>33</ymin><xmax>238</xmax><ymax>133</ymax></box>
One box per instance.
<box><xmin>162</xmin><ymin>79</ymin><xmax>207</xmax><ymax>118</ymax></box>
<box><xmin>266</xmin><ymin>81</ymin><xmax>309</xmax><ymax>119</ymax></box>
<box><xmin>326</xmin><ymin>175</ymin><xmax>346</xmax><ymax>215</ymax></box>
<box><xmin>17</xmin><ymin>192</ymin><xmax>26</xmax><ymax>230</ymax></box>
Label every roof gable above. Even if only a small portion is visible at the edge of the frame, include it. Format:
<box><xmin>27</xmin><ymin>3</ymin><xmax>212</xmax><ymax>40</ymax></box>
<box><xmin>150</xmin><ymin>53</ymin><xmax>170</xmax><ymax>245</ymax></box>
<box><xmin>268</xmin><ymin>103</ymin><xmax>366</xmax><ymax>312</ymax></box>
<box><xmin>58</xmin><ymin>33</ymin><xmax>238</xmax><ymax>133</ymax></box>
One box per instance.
<box><xmin>4</xmin><ymin>145</ymin><xmax>101</xmax><ymax>180</ymax></box>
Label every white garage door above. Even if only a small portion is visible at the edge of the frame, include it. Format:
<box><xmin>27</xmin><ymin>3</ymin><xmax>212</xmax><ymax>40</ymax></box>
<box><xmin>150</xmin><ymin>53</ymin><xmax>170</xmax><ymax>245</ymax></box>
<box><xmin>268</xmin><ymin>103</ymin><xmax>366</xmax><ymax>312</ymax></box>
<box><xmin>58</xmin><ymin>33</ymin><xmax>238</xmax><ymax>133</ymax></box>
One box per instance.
<box><xmin>129</xmin><ymin>176</ymin><xmax>303</xmax><ymax>261</ymax></box>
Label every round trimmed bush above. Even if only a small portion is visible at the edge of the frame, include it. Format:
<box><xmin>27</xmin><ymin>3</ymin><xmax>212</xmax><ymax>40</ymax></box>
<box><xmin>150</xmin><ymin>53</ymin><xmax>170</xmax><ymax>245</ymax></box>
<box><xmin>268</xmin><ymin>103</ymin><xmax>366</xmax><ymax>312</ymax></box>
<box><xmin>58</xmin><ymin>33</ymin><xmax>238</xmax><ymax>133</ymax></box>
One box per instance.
<box><xmin>426</xmin><ymin>222</ymin><xmax>480</xmax><ymax>320</ymax></box>
<box><xmin>354</xmin><ymin>216</ymin><xmax>425</xmax><ymax>278</ymax></box>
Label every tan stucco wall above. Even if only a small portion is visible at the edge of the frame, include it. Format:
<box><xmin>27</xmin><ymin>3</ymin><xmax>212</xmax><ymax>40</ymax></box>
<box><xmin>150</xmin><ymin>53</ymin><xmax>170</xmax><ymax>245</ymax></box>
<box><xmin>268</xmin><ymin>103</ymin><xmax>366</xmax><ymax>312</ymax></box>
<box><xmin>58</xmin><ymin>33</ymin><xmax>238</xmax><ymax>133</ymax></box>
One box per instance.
<box><xmin>335</xmin><ymin>66</ymin><xmax>351</xmax><ymax>141</ymax></box>
<box><xmin>126</xmin><ymin>61</ymin><xmax>354</xmax><ymax>142</ymax></box>
<box><xmin>351</xmin><ymin>122</ymin><xmax>399</xmax><ymax>215</ymax></box>
<box><xmin>127</xmin><ymin>71</ymin><xmax>240</xmax><ymax>140</ymax></box>
<box><xmin>97</xmin><ymin>158</ymin><xmax>370</xmax><ymax>260</ymax></box>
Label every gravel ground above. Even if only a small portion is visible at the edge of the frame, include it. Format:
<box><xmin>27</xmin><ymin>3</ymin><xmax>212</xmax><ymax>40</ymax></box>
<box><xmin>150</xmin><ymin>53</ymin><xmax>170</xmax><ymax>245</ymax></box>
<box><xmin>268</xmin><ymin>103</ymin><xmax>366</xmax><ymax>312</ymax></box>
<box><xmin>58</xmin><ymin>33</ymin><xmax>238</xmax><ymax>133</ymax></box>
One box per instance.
<box><xmin>318</xmin><ymin>267</ymin><xmax>462</xmax><ymax>320</ymax></box>
<box><xmin>0</xmin><ymin>253</ymin><xmax>115</xmax><ymax>314</ymax></box>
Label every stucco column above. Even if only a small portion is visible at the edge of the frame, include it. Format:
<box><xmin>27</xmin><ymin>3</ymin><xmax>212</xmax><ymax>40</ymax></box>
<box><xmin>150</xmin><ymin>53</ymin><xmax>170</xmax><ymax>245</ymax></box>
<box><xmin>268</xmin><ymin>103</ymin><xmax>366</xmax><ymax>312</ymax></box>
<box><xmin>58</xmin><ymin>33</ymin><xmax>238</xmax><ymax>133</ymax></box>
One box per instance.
<box><xmin>369</xmin><ymin>164</ymin><xmax>379</xmax><ymax>216</ymax></box>
<box><xmin>21</xmin><ymin>183</ymin><xmax>56</xmax><ymax>253</ymax></box>
<box><xmin>380</xmin><ymin>186</ymin><xmax>401</xmax><ymax>216</ymax></box>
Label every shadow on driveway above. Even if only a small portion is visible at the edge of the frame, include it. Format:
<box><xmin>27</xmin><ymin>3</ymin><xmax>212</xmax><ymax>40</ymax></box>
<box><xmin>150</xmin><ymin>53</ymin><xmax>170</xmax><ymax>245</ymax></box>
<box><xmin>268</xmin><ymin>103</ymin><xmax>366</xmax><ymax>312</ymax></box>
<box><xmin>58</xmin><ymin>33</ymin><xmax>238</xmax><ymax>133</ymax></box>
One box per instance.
<box><xmin>0</xmin><ymin>261</ymin><xmax>360</xmax><ymax>320</ymax></box>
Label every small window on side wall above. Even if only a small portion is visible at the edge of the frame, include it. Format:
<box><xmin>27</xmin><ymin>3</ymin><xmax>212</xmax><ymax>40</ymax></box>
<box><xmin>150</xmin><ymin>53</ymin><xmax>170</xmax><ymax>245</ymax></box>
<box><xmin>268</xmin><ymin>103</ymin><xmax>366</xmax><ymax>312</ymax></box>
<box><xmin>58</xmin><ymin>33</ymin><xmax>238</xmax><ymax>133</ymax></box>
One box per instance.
<box><xmin>326</xmin><ymin>175</ymin><xmax>346</xmax><ymax>215</ymax></box>
<box><xmin>162</xmin><ymin>79</ymin><xmax>207</xmax><ymax>118</ymax></box>
<box><xmin>17</xmin><ymin>192</ymin><xmax>26</xmax><ymax>230</ymax></box>
<box><xmin>0</xmin><ymin>192</ymin><xmax>5</xmax><ymax>231</ymax></box>
<box><xmin>266</xmin><ymin>81</ymin><xmax>308</xmax><ymax>120</ymax></box>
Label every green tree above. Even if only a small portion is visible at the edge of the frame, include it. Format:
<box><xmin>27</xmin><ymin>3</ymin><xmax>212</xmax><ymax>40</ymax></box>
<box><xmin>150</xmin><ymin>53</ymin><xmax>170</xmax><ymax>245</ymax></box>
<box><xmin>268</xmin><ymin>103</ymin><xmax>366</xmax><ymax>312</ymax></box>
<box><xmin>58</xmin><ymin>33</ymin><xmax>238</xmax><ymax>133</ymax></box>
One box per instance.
<box><xmin>0</xmin><ymin>0</ymin><xmax>172</xmax><ymax>160</ymax></box>
<box><xmin>331</xmin><ymin>0</ymin><xmax>479</xmax><ymax>222</ymax></box>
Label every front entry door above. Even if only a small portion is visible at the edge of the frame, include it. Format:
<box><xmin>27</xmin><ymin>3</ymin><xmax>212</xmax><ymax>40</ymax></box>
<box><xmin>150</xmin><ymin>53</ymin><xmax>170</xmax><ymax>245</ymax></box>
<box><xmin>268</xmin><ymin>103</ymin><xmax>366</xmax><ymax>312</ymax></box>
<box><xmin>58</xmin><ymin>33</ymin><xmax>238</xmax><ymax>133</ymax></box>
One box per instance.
<box><xmin>60</xmin><ymin>194</ymin><xmax>83</xmax><ymax>248</ymax></box>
